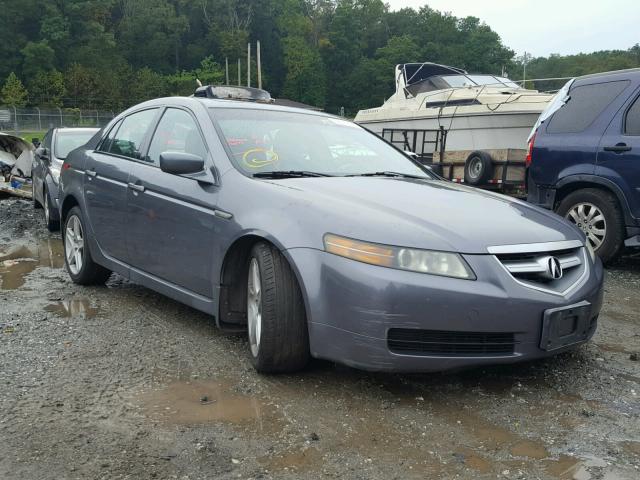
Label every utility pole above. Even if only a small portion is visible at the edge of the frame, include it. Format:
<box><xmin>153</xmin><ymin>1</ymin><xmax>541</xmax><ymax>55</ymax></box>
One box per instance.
<box><xmin>225</xmin><ymin>57</ymin><xmax>229</xmax><ymax>85</ymax></box>
<box><xmin>247</xmin><ymin>43</ymin><xmax>251</xmax><ymax>87</ymax></box>
<box><xmin>257</xmin><ymin>40</ymin><xmax>262</xmax><ymax>90</ymax></box>
<box><xmin>521</xmin><ymin>51</ymin><xmax>532</xmax><ymax>85</ymax></box>
<box><xmin>237</xmin><ymin>58</ymin><xmax>241</xmax><ymax>86</ymax></box>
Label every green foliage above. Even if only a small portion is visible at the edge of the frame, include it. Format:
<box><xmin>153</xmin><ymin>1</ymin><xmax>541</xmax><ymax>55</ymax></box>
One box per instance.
<box><xmin>28</xmin><ymin>70</ymin><xmax>66</xmax><ymax>108</ymax></box>
<box><xmin>2</xmin><ymin>0</ymin><xmax>638</xmax><ymax>114</ymax></box>
<box><xmin>1</xmin><ymin>72</ymin><xmax>29</xmax><ymax>107</ymax></box>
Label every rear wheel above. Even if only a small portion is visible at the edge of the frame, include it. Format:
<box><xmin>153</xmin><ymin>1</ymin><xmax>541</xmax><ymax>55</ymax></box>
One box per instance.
<box><xmin>63</xmin><ymin>206</ymin><xmax>112</xmax><ymax>285</ymax></box>
<box><xmin>246</xmin><ymin>242</ymin><xmax>309</xmax><ymax>373</ymax></box>
<box><xmin>556</xmin><ymin>188</ymin><xmax>625</xmax><ymax>265</ymax></box>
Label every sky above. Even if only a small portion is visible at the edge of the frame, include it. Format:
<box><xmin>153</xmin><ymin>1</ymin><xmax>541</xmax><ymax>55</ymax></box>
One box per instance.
<box><xmin>385</xmin><ymin>0</ymin><xmax>639</xmax><ymax>58</ymax></box>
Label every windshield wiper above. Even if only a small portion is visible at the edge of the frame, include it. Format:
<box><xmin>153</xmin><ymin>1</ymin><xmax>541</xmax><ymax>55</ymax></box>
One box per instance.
<box><xmin>253</xmin><ymin>170</ymin><xmax>333</xmax><ymax>179</ymax></box>
<box><xmin>346</xmin><ymin>171</ymin><xmax>428</xmax><ymax>180</ymax></box>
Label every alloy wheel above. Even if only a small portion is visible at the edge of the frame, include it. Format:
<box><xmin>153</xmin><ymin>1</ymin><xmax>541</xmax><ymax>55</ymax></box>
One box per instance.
<box><xmin>566</xmin><ymin>202</ymin><xmax>606</xmax><ymax>251</ymax></box>
<box><xmin>65</xmin><ymin>215</ymin><xmax>84</xmax><ymax>275</ymax></box>
<box><xmin>247</xmin><ymin>258</ymin><xmax>262</xmax><ymax>358</ymax></box>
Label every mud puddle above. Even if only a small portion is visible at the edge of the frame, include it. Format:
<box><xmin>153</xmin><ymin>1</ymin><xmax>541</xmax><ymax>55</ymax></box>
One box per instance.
<box><xmin>44</xmin><ymin>298</ymin><xmax>101</xmax><ymax>318</ymax></box>
<box><xmin>0</xmin><ymin>238</ymin><xmax>64</xmax><ymax>289</ymax></box>
<box><xmin>136</xmin><ymin>379</ymin><xmax>285</xmax><ymax>433</ymax></box>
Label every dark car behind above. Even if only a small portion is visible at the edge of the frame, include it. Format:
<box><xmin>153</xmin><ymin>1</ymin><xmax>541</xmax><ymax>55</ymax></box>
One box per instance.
<box><xmin>32</xmin><ymin>127</ymin><xmax>99</xmax><ymax>230</ymax></box>
<box><xmin>527</xmin><ymin>68</ymin><xmax>640</xmax><ymax>264</ymax></box>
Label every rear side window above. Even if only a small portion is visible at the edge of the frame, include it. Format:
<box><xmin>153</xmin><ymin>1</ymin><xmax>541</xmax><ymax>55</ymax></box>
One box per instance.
<box><xmin>147</xmin><ymin>108</ymin><xmax>207</xmax><ymax>165</ymax></box>
<box><xmin>108</xmin><ymin>109</ymin><xmax>157</xmax><ymax>159</ymax></box>
<box><xmin>98</xmin><ymin>120</ymin><xmax>122</xmax><ymax>153</ymax></box>
<box><xmin>546</xmin><ymin>80</ymin><xmax>630</xmax><ymax>134</ymax></box>
<box><xmin>625</xmin><ymin>96</ymin><xmax>640</xmax><ymax>135</ymax></box>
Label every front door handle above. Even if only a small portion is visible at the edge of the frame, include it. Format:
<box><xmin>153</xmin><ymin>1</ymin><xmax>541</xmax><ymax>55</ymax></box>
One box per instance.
<box><xmin>84</xmin><ymin>169</ymin><xmax>97</xmax><ymax>177</ymax></box>
<box><xmin>128</xmin><ymin>182</ymin><xmax>145</xmax><ymax>193</ymax></box>
<box><xmin>603</xmin><ymin>143</ymin><xmax>632</xmax><ymax>153</ymax></box>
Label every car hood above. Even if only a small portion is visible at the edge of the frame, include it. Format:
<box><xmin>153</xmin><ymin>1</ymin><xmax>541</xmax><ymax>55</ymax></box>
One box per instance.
<box><xmin>266</xmin><ymin>177</ymin><xmax>582</xmax><ymax>254</ymax></box>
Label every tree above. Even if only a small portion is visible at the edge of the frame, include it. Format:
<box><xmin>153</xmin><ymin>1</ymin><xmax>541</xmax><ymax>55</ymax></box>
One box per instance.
<box><xmin>281</xmin><ymin>36</ymin><xmax>326</xmax><ymax>107</ymax></box>
<box><xmin>1</xmin><ymin>72</ymin><xmax>28</xmax><ymax>107</ymax></box>
<box><xmin>28</xmin><ymin>70</ymin><xmax>66</xmax><ymax>108</ymax></box>
<box><xmin>21</xmin><ymin>41</ymin><xmax>56</xmax><ymax>79</ymax></box>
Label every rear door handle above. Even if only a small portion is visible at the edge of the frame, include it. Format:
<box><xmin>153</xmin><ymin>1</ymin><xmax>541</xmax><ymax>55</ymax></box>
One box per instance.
<box><xmin>84</xmin><ymin>169</ymin><xmax>97</xmax><ymax>177</ymax></box>
<box><xmin>603</xmin><ymin>143</ymin><xmax>632</xmax><ymax>153</ymax></box>
<box><xmin>128</xmin><ymin>182</ymin><xmax>145</xmax><ymax>193</ymax></box>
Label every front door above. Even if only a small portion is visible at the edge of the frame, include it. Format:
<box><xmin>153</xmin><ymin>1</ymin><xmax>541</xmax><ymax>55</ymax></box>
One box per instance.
<box><xmin>125</xmin><ymin>107</ymin><xmax>219</xmax><ymax>297</ymax></box>
<box><xmin>596</xmin><ymin>87</ymin><xmax>640</xmax><ymax>220</ymax></box>
<box><xmin>83</xmin><ymin>109</ymin><xmax>159</xmax><ymax>262</ymax></box>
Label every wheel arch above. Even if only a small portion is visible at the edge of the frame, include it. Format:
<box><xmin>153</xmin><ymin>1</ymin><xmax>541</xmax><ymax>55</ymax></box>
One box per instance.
<box><xmin>217</xmin><ymin>232</ymin><xmax>309</xmax><ymax>330</ymax></box>
<box><xmin>554</xmin><ymin>175</ymin><xmax>632</xmax><ymax>226</ymax></box>
<box><xmin>60</xmin><ymin>194</ymin><xmax>80</xmax><ymax>226</ymax></box>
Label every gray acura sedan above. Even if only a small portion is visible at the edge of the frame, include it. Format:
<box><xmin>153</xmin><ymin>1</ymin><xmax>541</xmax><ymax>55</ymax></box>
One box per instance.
<box><xmin>58</xmin><ymin>86</ymin><xmax>604</xmax><ymax>373</ymax></box>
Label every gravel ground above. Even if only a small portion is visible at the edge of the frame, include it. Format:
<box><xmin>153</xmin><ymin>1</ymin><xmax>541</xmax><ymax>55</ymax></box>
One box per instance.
<box><xmin>1</xmin><ymin>195</ymin><xmax>639</xmax><ymax>480</ymax></box>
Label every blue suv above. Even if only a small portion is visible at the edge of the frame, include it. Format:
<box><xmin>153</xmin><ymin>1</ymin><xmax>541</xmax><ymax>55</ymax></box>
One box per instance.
<box><xmin>527</xmin><ymin>68</ymin><xmax>640</xmax><ymax>264</ymax></box>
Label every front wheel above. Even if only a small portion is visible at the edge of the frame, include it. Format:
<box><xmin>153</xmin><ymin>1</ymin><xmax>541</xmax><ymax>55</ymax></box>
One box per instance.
<box><xmin>63</xmin><ymin>206</ymin><xmax>112</xmax><ymax>285</ymax></box>
<box><xmin>43</xmin><ymin>188</ymin><xmax>60</xmax><ymax>231</ymax></box>
<box><xmin>246</xmin><ymin>242</ymin><xmax>309</xmax><ymax>373</ymax></box>
<box><xmin>556</xmin><ymin>188</ymin><xmax>625</xmax><ymax>265</ymax></box>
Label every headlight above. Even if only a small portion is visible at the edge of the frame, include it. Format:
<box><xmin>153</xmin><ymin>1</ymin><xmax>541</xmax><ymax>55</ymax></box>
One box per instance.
<box><xmin>323</xmin><ymin>233</ymin><xmax>476</xmax><ymax>279</ymax></box>
<box><xmin>585</xmin><ymin>242</ymin><xmax>596</xmax><ymax>262</ymax></box>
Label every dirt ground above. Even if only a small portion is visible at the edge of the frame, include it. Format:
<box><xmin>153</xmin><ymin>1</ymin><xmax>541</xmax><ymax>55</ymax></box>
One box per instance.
<box><xmin>1</xmin><ymin>195</ymin><xmax>639</xmax><ymax>480</ymax></box>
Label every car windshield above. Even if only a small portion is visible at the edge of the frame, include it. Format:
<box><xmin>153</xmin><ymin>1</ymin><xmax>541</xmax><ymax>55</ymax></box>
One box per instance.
<box><xmin>55</xmin><ymin>130</ymin><xmax>96</xmax><ymax>159</ymax></box>
<box><xmin>210</xmin><ymin>108</ymin><xmax>434</xmax><ymax>178</ymax></box>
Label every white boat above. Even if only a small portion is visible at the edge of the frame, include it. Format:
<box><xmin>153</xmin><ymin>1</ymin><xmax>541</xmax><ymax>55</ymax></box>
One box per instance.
<box><xmin>354</xmin><ymin>62</ymin><xmax>554</xmax><ymax>152</ymax></box>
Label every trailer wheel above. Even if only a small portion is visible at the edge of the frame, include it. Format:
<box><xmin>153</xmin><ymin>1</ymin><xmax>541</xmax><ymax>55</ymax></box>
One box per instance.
<box><xmin>464</xmin><ymin>151</ymin><xmax>494</xmax><ymax>186</ymax></box>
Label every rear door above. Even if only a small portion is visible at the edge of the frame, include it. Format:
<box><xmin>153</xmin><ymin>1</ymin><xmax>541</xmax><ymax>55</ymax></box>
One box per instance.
<box><xmin>83</xmin><ymin>108</ymin><xmax>159</xmax><ymax>262</ymax></box>
<box><xmin>125</xmin><ymin>106</ymin><xmax>219</xmax><ymax>297</ymax></box>
<box><xmin>597</xmin><ymin>86</ymin><xmax>640</xmax><ymax>220</ymax></box>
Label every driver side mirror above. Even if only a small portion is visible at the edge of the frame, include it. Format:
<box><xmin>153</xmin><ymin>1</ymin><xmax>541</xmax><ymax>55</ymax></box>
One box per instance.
<box><xmin>36</xmin><ymin>146</ymin><xmax>49</xmax><ymax>161</ymax></box>
<box><xmin>159</xmin><ymin>151</ymin><xmax>205</xmax><ymax>175</ymax></box>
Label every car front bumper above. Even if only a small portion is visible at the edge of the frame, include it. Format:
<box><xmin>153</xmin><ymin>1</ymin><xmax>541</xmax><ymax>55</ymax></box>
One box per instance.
<box><xmin>287</xmin><ymin>248</ymin><xmax>604</xmax><ymax>372</ymax></box>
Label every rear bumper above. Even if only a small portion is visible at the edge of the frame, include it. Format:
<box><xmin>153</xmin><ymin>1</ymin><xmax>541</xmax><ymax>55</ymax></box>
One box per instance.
<box><xmin>526</xmin><ymin>178</ymin><xmax>556</xmax><ymax>210</ymax></box>
<box><xmin>287</xmin><ymin>248</ymin><xmax>604</xmax><ymax>373</ymax></box>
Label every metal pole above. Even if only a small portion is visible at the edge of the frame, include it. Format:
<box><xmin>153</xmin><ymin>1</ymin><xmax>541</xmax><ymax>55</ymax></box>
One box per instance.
<box><xmin>237</xmin><ymin>59</ymin><xmax>241</xmax><ymax>86</ymax></box>
<box><xmin>36</xmin><ymin>107</ymin><xmax>41</xmax><ymax>131</ymax></box>
<box><xmin>57</xmin><ymin>107</ymin><xmax>63</xmax><ymax>127</ymax></box>
<box><xmin>247</xmin><ymin>43</ymin><xmax>251</xmax><ymax>87</ymax></box>
<box><xmin>225</xmin><ymin>57</ymin><xmax>229</xmax><ymax>85</ymax></box>
<box><xmin>257</xmin><ymin>40</ymin><xmax>262</xmax><ymax>90</ymax></box>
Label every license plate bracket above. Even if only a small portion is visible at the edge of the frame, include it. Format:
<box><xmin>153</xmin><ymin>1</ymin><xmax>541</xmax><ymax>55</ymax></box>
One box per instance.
<box><xmin>540</xmin><ymin>301</ymin><xmax>592</xmax><ymax>351</ymax></box>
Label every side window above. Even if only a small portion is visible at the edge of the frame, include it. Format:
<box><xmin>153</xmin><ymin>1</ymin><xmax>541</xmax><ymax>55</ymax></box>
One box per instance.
<box><xmin>546</xmin><ymin>80</ymin><xmax>630</xmax><ymax>134</ymax></box>
<box><xmin>42</xmin><ymin>130</ymin><xmax>53</xmax><ymax>149</ymax></box>
<box><xmin>625</xmin><ymin>96</ymin><xmax>640</xmax><ymax>135</ymax></box>
<box><xmin>147</xmin><ymin>108</ymin><xmax>207</xmax><ymax>165</ymax></box>
<box><xmin>97</xmin><ymin>120</ymin><xmax>122</xmax><ymax>153</ymax></box>
<box><xmin>108</xmin><ymin>109</ymin><xmax>158</xmax><ymax>159</ymax></box>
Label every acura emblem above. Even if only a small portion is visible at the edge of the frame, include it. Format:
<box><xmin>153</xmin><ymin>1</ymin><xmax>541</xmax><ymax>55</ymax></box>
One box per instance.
<box><xmin>548</xmin><ymin>256</ymin><xmax>563</xmax><ymax>280</ymax></box>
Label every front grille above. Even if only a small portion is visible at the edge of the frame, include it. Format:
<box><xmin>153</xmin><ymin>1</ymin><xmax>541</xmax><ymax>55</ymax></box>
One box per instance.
<box><xmin>494</xmin><ymin>245</ymin><xmax>586</xmax><ymax>295</ymax></box>
<box><xmin>387</xmin><ymin>328</ymin><xmax>516</xmax><ymax>356</ymax></box>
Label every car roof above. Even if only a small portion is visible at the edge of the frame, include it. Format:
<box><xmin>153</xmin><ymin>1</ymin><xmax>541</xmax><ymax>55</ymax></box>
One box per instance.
<box><xmin>54</xmin><ymin>127</ymin><xmax>100</xmax><ymax>133</ymax></box>
<box><xmin>125</xmin><ymin>96</ymin><xmax>335</xmax><ymax>119</ymax></box>
<box><xmin>575</xmin><ymin>67</ymin><xmax>640</xmax><ymax>83</ymax></box>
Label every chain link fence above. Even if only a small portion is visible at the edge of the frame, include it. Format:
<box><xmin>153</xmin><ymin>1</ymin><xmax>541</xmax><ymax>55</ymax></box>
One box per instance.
<box><xmin>0</xmin><ymin>106</ymin><xmax>116</xmax><ymax>136</ymax></box>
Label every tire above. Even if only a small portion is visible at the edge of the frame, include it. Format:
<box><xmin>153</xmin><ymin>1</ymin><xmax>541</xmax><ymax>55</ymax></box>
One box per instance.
<box><xmin>246</xmin><ymin>242</ymin><xmax>309</xmax><ymax>373</ymax></box>
<box><xmin>32</xmin><ymin>181</ymin><xmax>42</xmax><ymax>209</ymax></box>
<box><xmin>43</xmin><ymin>187</ymin><xmax>60</xmax><ymax>232</ymax></box>
<box><xmin>464</xmin><ymin>151</ymin><xmax>494</xmax><ymax>186</ymax></box>
<box><xmin>556</xmin><ymin>188</ymin><xmax>625</xmax><ymax>265</ymax></box>
<box><xmin>63</xmin><ymin>206</ymin><xmax>112</xmax><ymax>285</ymax></box>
